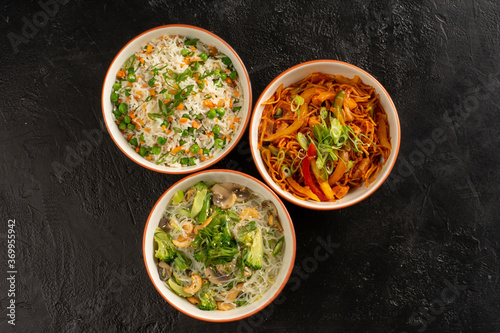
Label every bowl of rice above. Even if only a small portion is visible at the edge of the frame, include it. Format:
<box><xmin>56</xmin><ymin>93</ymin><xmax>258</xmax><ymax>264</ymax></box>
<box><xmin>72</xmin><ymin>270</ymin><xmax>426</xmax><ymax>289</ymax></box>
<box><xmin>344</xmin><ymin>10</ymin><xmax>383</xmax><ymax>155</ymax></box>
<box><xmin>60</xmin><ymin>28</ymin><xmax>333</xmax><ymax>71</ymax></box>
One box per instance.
<box><xmin>102</xmin><ymin>25</ymin><xmax>252</xmax><ymax>173</ymax></box>
<box><xmin>143</xmin><ymin>170</ymin><xmax>296</xmax><ymax>322</ymax></box>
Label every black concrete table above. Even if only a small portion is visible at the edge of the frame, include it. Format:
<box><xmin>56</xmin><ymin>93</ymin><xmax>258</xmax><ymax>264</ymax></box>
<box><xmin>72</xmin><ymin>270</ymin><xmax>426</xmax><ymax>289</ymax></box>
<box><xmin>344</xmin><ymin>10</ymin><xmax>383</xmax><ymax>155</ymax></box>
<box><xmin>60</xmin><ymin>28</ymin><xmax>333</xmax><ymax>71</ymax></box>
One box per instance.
<box><xmin>1</xmin><ymin>1</ymin><xmax>499</xmax><ymax>332</ymax></box>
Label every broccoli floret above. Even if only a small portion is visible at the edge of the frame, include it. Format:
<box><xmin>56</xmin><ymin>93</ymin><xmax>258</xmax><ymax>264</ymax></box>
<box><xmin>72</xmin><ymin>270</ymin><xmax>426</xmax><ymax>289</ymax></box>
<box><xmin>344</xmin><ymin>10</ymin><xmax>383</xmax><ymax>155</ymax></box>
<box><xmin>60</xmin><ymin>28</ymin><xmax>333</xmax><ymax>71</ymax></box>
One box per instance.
<box><xmin>244</xmin><ymin>228</ymin><xmax>263</xmax><ymax>270</ymax></box>
<box><xmin>154</xmin><ymin>228</ymin><xmax>177</xmax><ymax>263</ymax></box>
<box><xmin>198</xmin><ymin>289</ymin><xmax>217</xmax><ymax>311</ymax></box>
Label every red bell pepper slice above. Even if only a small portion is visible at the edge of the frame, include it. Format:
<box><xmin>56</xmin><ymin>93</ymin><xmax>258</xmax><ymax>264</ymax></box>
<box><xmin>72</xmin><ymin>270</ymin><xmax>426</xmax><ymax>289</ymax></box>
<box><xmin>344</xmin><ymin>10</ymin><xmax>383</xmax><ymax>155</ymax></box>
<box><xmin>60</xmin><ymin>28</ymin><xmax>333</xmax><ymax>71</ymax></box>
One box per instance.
<box><xmin>302</xmin><ymin>143</ymin><xmax>328</xmax><ymax>201</ymax></box>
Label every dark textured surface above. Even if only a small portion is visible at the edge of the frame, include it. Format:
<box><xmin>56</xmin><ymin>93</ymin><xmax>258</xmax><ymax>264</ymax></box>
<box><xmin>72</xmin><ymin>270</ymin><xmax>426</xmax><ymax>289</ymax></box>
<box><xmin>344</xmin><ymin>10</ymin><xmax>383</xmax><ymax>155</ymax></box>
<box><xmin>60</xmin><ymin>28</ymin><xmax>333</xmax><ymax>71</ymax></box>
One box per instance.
<box><xmin>1</xmin><ymin>0</ymin><xmax>499</xmax><ymax>332</ymax></box>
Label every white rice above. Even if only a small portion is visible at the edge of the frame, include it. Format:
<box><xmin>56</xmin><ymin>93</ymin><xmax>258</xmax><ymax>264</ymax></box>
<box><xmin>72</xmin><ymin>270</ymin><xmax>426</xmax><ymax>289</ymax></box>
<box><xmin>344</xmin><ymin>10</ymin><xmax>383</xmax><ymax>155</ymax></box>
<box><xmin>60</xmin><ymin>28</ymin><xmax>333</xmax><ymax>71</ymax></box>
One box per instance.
<box><xmin>111</xmin><ymin>34</ymin><xmax>244</xmax><ymax>167</ymax></box>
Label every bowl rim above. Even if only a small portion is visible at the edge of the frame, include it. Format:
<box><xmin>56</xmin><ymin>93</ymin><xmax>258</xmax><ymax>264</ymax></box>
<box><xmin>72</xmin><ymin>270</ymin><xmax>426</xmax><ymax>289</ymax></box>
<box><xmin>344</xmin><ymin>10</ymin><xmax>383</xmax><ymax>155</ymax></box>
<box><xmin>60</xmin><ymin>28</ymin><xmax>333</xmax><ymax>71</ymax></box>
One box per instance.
<box><xmin>101</xmin><ymin>24</ymin><xmax>252</xmax><ymax>174</ymax></box>
<box><xmin>249</xmin><ymin>59</ymin><xmax>401</xmax><ymax>210</ymax></box>
<box><xmin>142</xmin><ymin>169</ymin><xmax>297</xmax><ymax>322</ymax></box>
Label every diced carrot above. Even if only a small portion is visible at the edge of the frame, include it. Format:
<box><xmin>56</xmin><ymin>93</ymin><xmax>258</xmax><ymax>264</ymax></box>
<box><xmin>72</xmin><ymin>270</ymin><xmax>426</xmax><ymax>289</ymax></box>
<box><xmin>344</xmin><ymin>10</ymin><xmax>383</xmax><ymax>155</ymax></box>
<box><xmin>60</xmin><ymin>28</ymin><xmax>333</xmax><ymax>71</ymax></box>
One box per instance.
<box><xmin>206</xmin><ymin>132</ymin><xmax>212</xmax><ymax>137</ymax></box>
<box><xmin>230</xmin><ymin>123</ymin><xmax>235</xmax><ymax>130</ymax></box>
<box><xmin>235</xmin><ymin>90</ymin><xmax>240</xmax><ymax>97</ymax></box>
<box><xmin>161</xmin><ymin>125</ymin><xmax>166</xmax><ymax>131</ymax></box>
<box><xmin>180</xmin><ymin>64</ymin><xmax>185</xmax><ymax>68</ymax></box>
<box><xmin>192</xmin><ymin>120</ymin><xmax>200</xmax><ymax>129</ymax></box>
<box><xmin>203</xmin><ymin>100</ymin><xmax>214</xmax><ymax>108</ymax></box>
<box><xmin>170</xmin><ymin>90</ymin><xmax>178</xmax><ymax>94</ymax></box>
<box><xmin>135</xmin><ymin>147</ymin><xmax>140</xmax><ymax>153</ymax></box>
<box><xmin>198</xmin><ymin>148</ymin><xmax>203</xmax><ymax>154</ymax></box>
<box><xmin>209</xmin><ymin>46</ymin><xmax>217</xmax><ymax>56</ymax></box>
<box><xmin>185</xmin><ymin>149</ymin><xmax>190</xmax><ymax>153</ymax></box>
<box><xmin>164</xmin><ymin>99</ymin><xmax>171</xmax><ymax>104</ymax></box>
<box><xmin>190</xmin><ymin>46</ymin><xmax>196</xmax><ymax>51</ymax></box>
<box><xmin>146</xmin><ymin>44</ymin><xmax>152</xmax><ymax>53</ymax></box>
<box><xmin>227</xmin><ymin>117</ymin><xmax>232</xmax><ymax>122</ymax></box>
<box><xmin>136</xmin><ymin>124</ymin><xmax>141</xmax><ymax>129</ymax></box>
<box><xmin>150</xmin><ymin>89</ymin><xmax>155</xmax><ymax>96</ymax></box>
<box><xmin>168</xmin><ymin>116</ymin><xmax>173</xmax><ymax>122</ymax></box>
<box><xmin>128</xmin><ymin>82</ymin><xmax>133</xmax><ymax>87</ymax></box>
<box><xmin>138</xmin><ymin>119</ymin><xmax>144</xmax><ymax>126</ymax></box>
<box><xmin>159</xmin><ymin>36</ymin><xmax>163</xmax><ymax>39</ymax></box>
<box><xmin>137</xmin><ymin>90</ymin><xmax>142</xmax><ymax>96</ymax></box>
<box><xmin>144</xmin><ymin>128</ymin><xmax>150</xmax><ymax>133</ymax></box>
<box><xmin>118</xmin><ymin>99</ymin><xmax>122</xmax><ymax>104</ymax></box>
<box><xmin>229</xmin><ymin>98</ymin><xmax>233</xmax><ymax>107</ymax></box>
<box><xmin>129</xmin><ymin>113</ymin><xmax>135</xmax><ymax>119</ymax></box>
<box><xmin>176</xmin><ymin>103</ymin><xmax>184</xmax><ymax>111</ymax></box>
<box><xmin>126</xmin><ymin>97</ymin><xmax>131</xmax><ymax>102</ymax></box>
<box><xmin>226</xmin><ymin>78</ymin><xmax>232</xmax><ymax>84</ymax></box>
<box><xmin>117</xmin><ymin>70</ymin><xmax>126</xmax><ymax>78</ymax></box>
<box><xmin>217</xmin><ymin>99</ymin><xmax>224</xmax><ymax>106</ymax></box>
<box><xmin>127</xmin><ymin>134</ymin><xmax>133</xmax><ymax>141</ymax></box>
<box><xmin>137</xmin><ymin>75</ymin><xmax>142</xmax><ymax>79</ymax></box>
<box><xmin>142</xmin><ymin>83</ymin><xmax>147</xmax><ymax>88</ymax></box>
<box><xmin>201</xmin><ymin>156</ymin><xmax>206</xmax><ymax>162</ymax></box>
<box><xmin>140</xmin><ymin>140</ymin><xmax>144</xmax><ymax>145</ymax></box>
<box><xmin>171</xmin><ymin>146</ymin><xmax>182</xmax><ymax>154</ymax></box>
<box><xmin>140</xmin><ymin>58</ymin><xmax>144</xmax><ymax>64</ymax></box>
<box><xmin>166</xmin><ymin>129</ymin><xmax>172</xmax><ymax>134</ymax></box>
<box><xmin>146</xmin><ymin>155</ymin><xmax>152</xmax><ymax>160</ymax></box>
<box><xmin>209</xmin><ymin>156</ymin><xmax>214</xmax><ymax>159</ymax></box>
<box><xmin>234</xmin><ymin>117</ymin><xmax>239</xmax><ymax>122</ymax></box>
<box><xmin>179</xmin><ymin>118</ymin><xmax>188</xmax><ymax>123</ymax></box>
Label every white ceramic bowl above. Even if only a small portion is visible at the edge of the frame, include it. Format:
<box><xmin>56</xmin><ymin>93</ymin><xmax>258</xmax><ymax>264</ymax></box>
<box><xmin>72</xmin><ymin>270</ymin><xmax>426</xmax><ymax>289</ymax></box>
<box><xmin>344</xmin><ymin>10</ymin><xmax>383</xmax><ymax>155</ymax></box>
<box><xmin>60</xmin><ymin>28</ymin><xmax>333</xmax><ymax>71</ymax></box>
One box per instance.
<box><xmin>143</xmin><ymin>170</ymin><xmax>296</xmax><ymax>322</ymax></box>
<box><xmin>250</xmin><ymin>60</ymin><xmax>401</xmax><ymax>210</ymax></box>
<box><xmin>102</xmin><ymin>25</ymin><xmax>252</xmax><ymax>174</ymax></box>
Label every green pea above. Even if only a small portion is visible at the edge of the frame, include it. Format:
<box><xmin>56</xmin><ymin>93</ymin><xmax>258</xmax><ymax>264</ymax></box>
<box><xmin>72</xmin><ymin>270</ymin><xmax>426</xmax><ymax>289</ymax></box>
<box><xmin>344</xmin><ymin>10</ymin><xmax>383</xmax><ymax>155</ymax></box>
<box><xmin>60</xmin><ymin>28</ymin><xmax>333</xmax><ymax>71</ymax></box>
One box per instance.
<box><xmin>189</xmin><ymin>157</ymin><xmax>196</xmax><ymax>166</ymax></box>
<box><xmin>110</xmin><ymin>92</ymin><xmax>118</xmax><ymax>102</ymax></box>
<box><xmin>229</xmin><ymin>71</ymin><xmax>237</xmax><ymax>80</ymax></box>
<box><xmin>212</xmin><ymin>125</ymin><xmax>220</xmax><ymax>134</ymax></box>
<box><xmin>151</xmin><ymin>146</ymin><xmax>161</xmax><ymax>155</ymax></box>
<box><xmin>139</xmin><ymin>147</ymin><xmax>148</xmax><ymax>156</ymax></box>
<box><xmin>127</xmin><ymin>74</ymin><xmax>136</xmax><ymax>82</ymax></box>
<box><xmin>118</xmin><ymin>122</ymin><xmax>126</xmax><ymax>130</ymax></box>
<box><xmin>180</xmin><ymin>157</ymin><xmax>189</xmax><ymax>165</ymax></box>
<box><xmin>129</xmin><ymin>138</ymin><xmax>138</xmax><ymax>146</ymax></box>
<box><xmin>113</xmin><ymin>82</ymin><xmax>121</xmax><ymax>91</ymax></box>
<box><xmin>216</xmin><ymin>107</ymin><xmax>225</xmax><ymax>117</ymax></box>
<box><xmin>220</xmin><ymin>72</ymin><xmax>227</xmax><ymax>80</ymax></box>
<box><xmin>188</xmin><ymin>127</ymin><xmax>195</xmax><ymax>134</ymax></box>
<box><xmin>123</xmin><ymin>115</ymin><xmax>131</xmax><ymax>124</ymax></box>
<box><xmin>190</xmin><ymin>144</ymin><xmax>200</xmax><ymax>153</ymax></box>
<box><xmin>199</xmin><ymin>52</ymin><xmax>208</xmax><ymax>62</ymax></box>
<box><xmin>181</xmin><ymin>49</ymin><xmax>189</xmax><ymax>57</ymax></box>
<box><xmin>179</xmin><ymin>140</ymin><xmax>187</xmax><ymax>146</ymax></box>
<box><xmin>127</xmin><ymin>67</ymin><xmax>135</xmax><ymax>75</ymax></box>
<box><xmin>203</xmin><ymin>148</ymin><xmax>210</xmax><ymax>155</ymax></box>
<box><xmin>157</xmin><ymin>137</ymin><xmax>167</xmax><ymax>145</ymax></box>
<box><xmin>127</xmin><ymin>123</ymin><xmax>135</xmax><ymax>130</ymax></box>
<box><xmin>181</xmin><ymin>130</ymin><xmax>188</xmax><ymax>137</ymax></box>
<box><xmin>214</xmin><ymin>138</ymin><xmax>224</xmax><ymax>149</ymax></box>
<box><xmin>207</xmin><ymin>108</ymin><xmax>216</xmax><ymax>119</ymax></box>
<box><xmin>118</xmin><ymin>103</ymin><xmax>128</xmax><ymax>114</ymax></box>
<box><xmin>113</xmin><ymin>110</ymin><xmax>121</xmax><ymax>118</ymax></box>
<box><xmin>222</xmin><ymin>57</ymin><xmax>231</xmax><ymax>66</ymax></box>
<box><xmin>182</xmin><ymin>113</ymin><xmax>191</xmax><ymax>119</ymax></box>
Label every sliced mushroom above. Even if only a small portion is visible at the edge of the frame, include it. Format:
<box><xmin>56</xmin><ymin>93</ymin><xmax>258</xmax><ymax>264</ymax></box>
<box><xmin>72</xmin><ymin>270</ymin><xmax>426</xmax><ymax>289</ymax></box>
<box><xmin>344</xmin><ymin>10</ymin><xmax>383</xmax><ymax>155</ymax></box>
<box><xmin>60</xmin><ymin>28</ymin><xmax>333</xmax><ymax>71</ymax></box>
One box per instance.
<box><xmin>158</xmin><ymin>217</ymin><xmax>173</xmax><ymax>231</ymax></box>
<box><xmin>219</xmin><ymin>182</ymin><xmax>251</xmax><ymax>202</ymax></box>
<box><xmin>261</xmin><ymin>200</ymin><xmax>278</xmax><ymax>216</ymax></box>
<box><xmin>216</xmin><ymin>263</ymin><xmax>235</xmax><ymax>275</ymax></box>
<box><xmin>157</xmin><ymin>261</ymin><xmax>172</xmax><ymax>281</ymax></box>
<box><xmin>211</xmin><ymin>184</ymin><xmax>236</xmax><ymax>209</ymax></box>
<box><xmin>205</xmin><ymin>267</ymin><xmax>232</xmax><ymax>285</ymax></box>
<box><xmin>187</xmin><ymin>296</ymin><xmax>200</xmax><ymax>305</ymax></box>
<box><xmin>243</xmin><ymin>266</ymin><xmax>252</xmax><ymax>277</ymax></box>
<box><xmin>183</xmin><ymin>274</ymin><xmax>202</xmax><ymax>294</ymax></box>
<box><xmin>227</xmin><ymin>282</ymin><xmax>245</xmax><ymax>301</ymax></box>
<box><xmin>217</xmin><ymin>301</ymin><xmax>235</xmax><ymax>311</ymax></box>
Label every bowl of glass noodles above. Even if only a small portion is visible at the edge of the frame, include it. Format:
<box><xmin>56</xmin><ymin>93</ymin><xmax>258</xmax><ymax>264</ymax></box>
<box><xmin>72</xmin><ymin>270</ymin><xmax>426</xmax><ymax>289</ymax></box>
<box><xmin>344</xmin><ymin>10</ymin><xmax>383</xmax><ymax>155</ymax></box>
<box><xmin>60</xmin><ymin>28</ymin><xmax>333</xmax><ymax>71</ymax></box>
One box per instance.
<box><xmin>250</xmin><ymin>60</ymin><xmax>401</xmax><ymax>210</ymax></box>
<box><xmin>143</xmin><ymin>170</ymin><xmax>296</xmax><ymax>322</ymax></box>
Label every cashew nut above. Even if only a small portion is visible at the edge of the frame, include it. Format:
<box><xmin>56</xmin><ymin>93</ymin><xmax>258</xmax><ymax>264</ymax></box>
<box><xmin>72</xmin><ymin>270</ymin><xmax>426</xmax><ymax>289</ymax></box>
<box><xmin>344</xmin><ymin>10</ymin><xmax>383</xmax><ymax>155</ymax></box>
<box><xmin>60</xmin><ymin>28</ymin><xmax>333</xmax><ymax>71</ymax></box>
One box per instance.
<box><xmin>194</xmin><ymin>217</ymin><xmax>212</xmax><ymax>236</ymax></box>
<box><xmin>187</xmin><ymin>296</ymin><xmax>200</xmax><ymax>305</ymax></box>
<box><xmin>182</xmin><ymin>222</ymin><xmax>194</xmax><ymax>236</ymax></box>
<box><xmin>217</xmin><ymin>301</ymin><xmax>234</xmax><ymax>311</ymax></box>
<box><xmin>173</xmin><ymin>236</ymin><xmax>192</xmax><ymax>248</ymax></box>
<box><xmin>227</xmin><ymin>282</ymin><xmax>244</xmax><ymax>301</ymax></box>
<box><xmin>183</xmin><ymin>274</ymin><xmax>202</xmax><ymax>294</ymax></box>
<box><xmin>268</xmin><ymin>215</ymin><xmax>274</xmax><ymax>226</ymax></box>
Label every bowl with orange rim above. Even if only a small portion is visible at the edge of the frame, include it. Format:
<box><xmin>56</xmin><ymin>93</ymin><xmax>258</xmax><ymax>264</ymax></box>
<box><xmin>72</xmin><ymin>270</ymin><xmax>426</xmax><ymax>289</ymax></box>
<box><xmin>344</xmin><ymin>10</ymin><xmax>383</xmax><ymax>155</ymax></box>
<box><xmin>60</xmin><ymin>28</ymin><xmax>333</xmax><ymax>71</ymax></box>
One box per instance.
<box><xmin>102</xmin><ymin>25</ymin><xmax>251</xmax><ymax>173</ymax></box>
<box><xmin>143</xmin><ymin>170</ymin><xmax>296</xmax><ymax>322</ymax></box>
<box><xmin>249</xmin><ymin>60</ymin><xmax>401</xmax><ymax>210</ymax></box>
